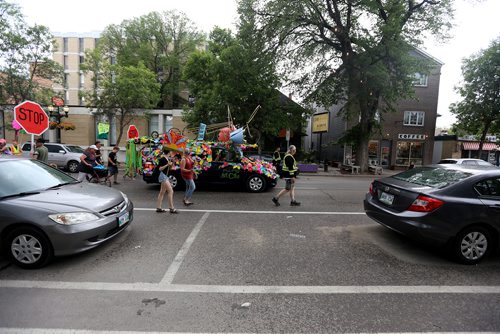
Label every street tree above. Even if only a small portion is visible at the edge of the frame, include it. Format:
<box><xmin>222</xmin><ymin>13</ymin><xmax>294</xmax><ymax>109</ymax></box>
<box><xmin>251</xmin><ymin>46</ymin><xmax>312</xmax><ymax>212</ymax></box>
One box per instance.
<box><xmin>97</xmin><ymin>10</ymin><xmax>205</xmax><ymax>109</ymax></box>
<box><xmin>247</xmin><ymin>0</ymin><xmax>453</xmax><ymax>170</ymax></box>
<box><xmin>0</xmin><ymin>0</ymin><xmax>63</xmax><ymax>106</ymax></box>
<box><xmin>183</xmin><ymin>24</ymin><xmax>307</xmax><ymax>148</ymax></box>
<box><xmin>81</xmin><ymin>48</ymin><xmax>160</xmax><ymax>144</ymax></box>
<box><xmin>450</xmin><ymin>38</ymin><xmax>500</xmax><ymax>157</ymax></box>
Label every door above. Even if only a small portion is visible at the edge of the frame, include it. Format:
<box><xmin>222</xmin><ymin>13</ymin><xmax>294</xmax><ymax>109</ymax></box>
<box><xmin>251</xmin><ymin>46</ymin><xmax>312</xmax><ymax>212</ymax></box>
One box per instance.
<box><xmin>475</xmin><ymin>177</ymin><xmax>500</xmax><ymax>225</ymax></box>
<box><xmin>45</xmin><ymin>144</ymin><xmax>65</xmax><ymax>167</ymax></box>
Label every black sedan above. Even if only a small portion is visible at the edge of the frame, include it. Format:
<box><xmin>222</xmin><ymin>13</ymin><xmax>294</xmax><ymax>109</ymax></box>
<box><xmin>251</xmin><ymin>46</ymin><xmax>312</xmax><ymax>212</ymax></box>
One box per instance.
<box><xmin>143</xmin><ymin>155</ymin><xmax>278</xmax><ymax>193</ymax></box>
<box><xmin>364</xmin><ymin>164</ymin><xmax>500</xmax><ymax>264</ymax></box>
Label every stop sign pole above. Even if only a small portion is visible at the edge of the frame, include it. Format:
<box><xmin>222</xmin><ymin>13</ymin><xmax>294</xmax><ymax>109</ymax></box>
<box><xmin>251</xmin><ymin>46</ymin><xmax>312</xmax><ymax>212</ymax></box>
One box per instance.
<box><xmin>14</xmin><ymin>100</ymin><xmax>49</xmax><ymax>156</ymax></box>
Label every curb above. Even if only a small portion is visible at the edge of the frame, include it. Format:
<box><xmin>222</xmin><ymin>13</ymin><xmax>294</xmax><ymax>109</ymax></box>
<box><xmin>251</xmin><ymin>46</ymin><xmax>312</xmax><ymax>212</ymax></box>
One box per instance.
<box><xmin>299</xmin><ymin>169</ymin><xmax>399</xmax><ymax>177</ymax></box>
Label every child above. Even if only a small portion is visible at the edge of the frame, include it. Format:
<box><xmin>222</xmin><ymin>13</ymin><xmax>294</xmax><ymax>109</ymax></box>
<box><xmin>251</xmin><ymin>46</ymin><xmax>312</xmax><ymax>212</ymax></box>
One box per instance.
<box><xmin>108</xmin><ymin>146</ymin><xmax>120</xmax><ymax>184</ymax></box>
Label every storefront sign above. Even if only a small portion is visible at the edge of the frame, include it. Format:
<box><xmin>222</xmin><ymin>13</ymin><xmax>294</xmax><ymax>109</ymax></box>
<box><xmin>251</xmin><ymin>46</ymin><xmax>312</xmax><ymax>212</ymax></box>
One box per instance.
<box><xmin>398</xmin><ymin>133</ymin><xmax>425</xmax><ymax>140</ymax></box>
<box><xmin>312</xmin><ymin>113</ymin><xmax>329</xmax><ymax>133</ymax></box>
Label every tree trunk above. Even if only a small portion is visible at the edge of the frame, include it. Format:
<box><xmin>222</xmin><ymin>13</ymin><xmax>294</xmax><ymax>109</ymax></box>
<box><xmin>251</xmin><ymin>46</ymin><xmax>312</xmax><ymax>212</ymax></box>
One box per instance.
<box><xmin>478</xmin><ymin>120</ymin><xmax>492</xmax><ymax>160</ymax></box>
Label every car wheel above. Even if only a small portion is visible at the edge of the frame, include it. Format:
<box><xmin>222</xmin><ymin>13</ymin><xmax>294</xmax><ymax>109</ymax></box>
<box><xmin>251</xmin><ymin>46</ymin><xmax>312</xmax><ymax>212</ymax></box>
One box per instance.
<box><xmin>246</xmin><ymin>174</ymin><xmax>266</xmax><ymax>193</ymax></box>
<box><xmin>168</xmin><ymin>174</ymin><xmax>179</xmax><ymax>190</ymax></box>
<box><xmin>67</xmin><ymin>160</ymin><xmax>79</xmax><ymax>173</ymax></box>
<box><xmin>6</xmin><ymin>227</ymin><xmax>53</xmax><ymax>269</ymax></box>
<box><xmin>453</xmin><ymin>226</ymin><xmax>491</xmax><ymax>265</ymax></box>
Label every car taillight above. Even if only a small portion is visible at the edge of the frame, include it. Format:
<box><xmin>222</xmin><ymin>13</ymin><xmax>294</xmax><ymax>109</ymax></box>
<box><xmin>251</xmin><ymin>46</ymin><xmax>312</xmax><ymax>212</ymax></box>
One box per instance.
<box><xmin>369</xmin><ymin>182</ymin><xmax>376</xmax><ymax>196</ymax></box>
<box><xmin>407</xmin><ymin>195</ymin><xmax>444</xmax><ymax>212</ymax></box>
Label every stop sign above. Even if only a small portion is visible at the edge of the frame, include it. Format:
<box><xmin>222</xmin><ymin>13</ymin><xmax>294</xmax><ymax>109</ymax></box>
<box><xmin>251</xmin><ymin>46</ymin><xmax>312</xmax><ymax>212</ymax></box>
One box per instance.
<box><xmin>14</xmin><ymin>101</ymin><xmax>49</xmax><ymax>135</ymax></box>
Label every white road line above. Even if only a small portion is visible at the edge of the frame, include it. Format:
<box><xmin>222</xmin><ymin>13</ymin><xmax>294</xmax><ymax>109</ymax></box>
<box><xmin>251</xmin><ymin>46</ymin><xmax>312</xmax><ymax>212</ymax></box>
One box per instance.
<box><xmin>160</xmin><ymin>212</ymin><xmax>210</xmax><ymax>285</ymax></box>
<box><xmin>2</xmin><ymin>330</ymin><xmax>497</xmax><ymax>334</ymax></box>
<box><xmin>1</xmin><ymin>280</ymin><xmax>499</xmax><ymax>294</ymax></box>
<box><xmin>275</xmin><ymin>187</ymin><xmax>319</xmax><ymax>190</ymax></box>
<box><xmin>134</xmin><ymin>208</ymin><xmax>365</xmax><ymax>215</ymax></box>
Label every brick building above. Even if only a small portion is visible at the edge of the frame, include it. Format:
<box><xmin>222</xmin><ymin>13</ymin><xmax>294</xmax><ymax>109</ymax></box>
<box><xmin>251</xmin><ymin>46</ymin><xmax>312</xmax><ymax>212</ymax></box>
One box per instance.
<box><xmin>305</xmin><ymin>49</ymin><xmax>443</xmax><ymax>169</ymax></box>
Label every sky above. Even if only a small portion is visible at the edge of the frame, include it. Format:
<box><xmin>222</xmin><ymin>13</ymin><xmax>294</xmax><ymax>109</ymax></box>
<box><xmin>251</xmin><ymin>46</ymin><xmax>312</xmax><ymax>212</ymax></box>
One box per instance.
<box><xmin>13</xmin><ymin>0</ymin><xmax>500</xmax><ymax>129</ymax></box>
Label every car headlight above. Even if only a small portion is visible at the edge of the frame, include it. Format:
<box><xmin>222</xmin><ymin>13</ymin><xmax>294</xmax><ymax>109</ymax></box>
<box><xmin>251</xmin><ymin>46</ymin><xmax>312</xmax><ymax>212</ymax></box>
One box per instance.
<box><xmin>120</xmin><ymin>191</ymin><xmax>129</xmax><ymax>204</ymax></box>
<box><xmin>49</xmin><ymin>212</ymin><xmax>100</xmax><ymax>225</ymax></box>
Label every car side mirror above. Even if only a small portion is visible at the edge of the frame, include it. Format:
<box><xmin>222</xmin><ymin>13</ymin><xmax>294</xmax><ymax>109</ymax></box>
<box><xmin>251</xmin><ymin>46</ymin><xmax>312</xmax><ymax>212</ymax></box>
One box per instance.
<box><xmin>59</xmin><ymin>150</ymin><xmax>66</xmax><ymax>154</ymax></box>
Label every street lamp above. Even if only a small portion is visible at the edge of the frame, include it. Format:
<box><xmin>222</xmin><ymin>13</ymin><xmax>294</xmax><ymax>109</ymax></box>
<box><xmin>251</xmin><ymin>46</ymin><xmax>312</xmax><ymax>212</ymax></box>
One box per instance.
<box><xmin>47</xmin><ymin>96</ymin><xmax>70</xmax><ymax>143</ymax></box>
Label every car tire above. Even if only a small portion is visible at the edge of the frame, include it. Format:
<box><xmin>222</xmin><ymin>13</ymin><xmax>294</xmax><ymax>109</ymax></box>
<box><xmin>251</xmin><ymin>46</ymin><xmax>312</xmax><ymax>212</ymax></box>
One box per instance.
<box><xmin>67</xmin><ymin>160</ymin><xmax>79</xmax><ymax>173</ymax></box>
<box><xmin>453</xmin><ymin>226</ymin><xmax>492</xmax><ymax>265</ymax></box>
<box><xmin>168</xmin><ymin>174</ymin><xmax>180</xmax><ymax>190</ymax></box>
<box><xmin>5</xmin><ymin>227</ymin><xmax>53</xmax><ymax>269</ymax></box>
<box><xmin>246</xmin><ymin>174</ymin><xmax>266</xmax><ymax>193</ymax></box>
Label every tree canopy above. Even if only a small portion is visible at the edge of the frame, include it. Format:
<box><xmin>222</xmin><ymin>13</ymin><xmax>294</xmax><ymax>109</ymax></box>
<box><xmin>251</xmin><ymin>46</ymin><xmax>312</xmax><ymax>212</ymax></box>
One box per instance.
<box><xmin>450</xmin><ymin>37</ymin><xmax>500</xmax><ymax>154</ymax></box>
<box><xmin>0</xmin><ymin>0</ymin><xmax>62</xmax><ymax>106</ymax></box>
<box><xmin>183</xmin><ymin>22</ymin><xmax>307</xmax><ymax>148</ymax></box>
<box><xmin>81</xmin><ymin>47</ymin><xmax>160</xmax><ymax>144</ymax></box>
<box><xmin>97</xmin><ymin>10</ymin><xmax>205</xmax><ymax>109</ymax></box>
<box><xmin>246</xmin><ymin>0</ymin><xmax>453</xmax><ymax>169</ymax></box>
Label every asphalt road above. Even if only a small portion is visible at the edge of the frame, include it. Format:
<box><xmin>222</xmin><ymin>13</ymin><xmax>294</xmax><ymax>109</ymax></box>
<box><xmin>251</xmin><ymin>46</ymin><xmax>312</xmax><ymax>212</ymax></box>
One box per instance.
<box><xmin>0</xmin><ymin>174</ymin><xmax>499</xmax><ymax>333</ymax></box>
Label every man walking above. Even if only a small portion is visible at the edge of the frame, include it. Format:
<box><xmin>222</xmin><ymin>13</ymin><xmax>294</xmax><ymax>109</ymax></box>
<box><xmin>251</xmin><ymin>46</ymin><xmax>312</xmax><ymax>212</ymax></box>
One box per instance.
<box><xmin>272</xmin><ymin>146</ymin><xmax>282</xmax><ymax>175</ymax></box>
<box><xmin>272</xmin><ymin>145</ymin><xmax>300</xmax><ymax>206</ymax></box>
<box><xmin>32</xmin><ymin>138</ymin><xmax>48</xmax><ymax>163</ymax></box>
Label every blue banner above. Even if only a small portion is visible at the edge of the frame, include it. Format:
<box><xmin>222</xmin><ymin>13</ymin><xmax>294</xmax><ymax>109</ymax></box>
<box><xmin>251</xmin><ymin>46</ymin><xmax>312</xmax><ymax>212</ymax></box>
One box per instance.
<box><xmin>197</xmin><ymin>123</ymin><xmax>206</xmax><ymax>141</ymax></box>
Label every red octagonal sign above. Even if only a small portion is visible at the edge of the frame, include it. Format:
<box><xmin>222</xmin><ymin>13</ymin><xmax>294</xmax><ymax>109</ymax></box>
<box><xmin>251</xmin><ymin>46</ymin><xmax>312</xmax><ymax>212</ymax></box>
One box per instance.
<box><xmin>14</xmin><ymin>101</ymin><xmax>49</xmax><ymax>135</ymax></box>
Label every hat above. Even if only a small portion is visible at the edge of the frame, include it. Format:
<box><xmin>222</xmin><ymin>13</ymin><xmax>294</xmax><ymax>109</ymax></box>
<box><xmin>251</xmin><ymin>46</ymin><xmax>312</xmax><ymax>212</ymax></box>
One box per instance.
<box><xmin>89</xmin><ymin>145</ymin><xmax>98</xmax><ymax>150</ymax></box>
<box><xmin>36</xmin><ymin>138</ymin><xmax>46</xmax><ymax>143</ymax></box>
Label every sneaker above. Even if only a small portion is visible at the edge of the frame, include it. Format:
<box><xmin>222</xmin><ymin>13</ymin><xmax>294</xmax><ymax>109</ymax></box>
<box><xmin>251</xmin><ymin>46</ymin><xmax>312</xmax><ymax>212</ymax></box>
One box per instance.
<box><xmin>272</xmin><ymin>197</ymin><xmax>280</xmax><ymax>206</ymax></box>
<box><xmin>113</xmin><ymin>181</ymin><xmax>120</xmax><ymax>184</ymax></box>
<box><xmin>290</xmin><ymin>200</ymin><xmax>301</xmax><ymax>206</ymax></box>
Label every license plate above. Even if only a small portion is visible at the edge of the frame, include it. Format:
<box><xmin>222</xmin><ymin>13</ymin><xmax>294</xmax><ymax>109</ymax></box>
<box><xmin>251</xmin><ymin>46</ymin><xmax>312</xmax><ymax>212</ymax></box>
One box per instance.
<box><xmin>379</xmin><ymin>192</ymin><xmax>394</xmax><ymax>205</ymax></box>
<box><xmin>118</xmin><ymin>212</ymin><xmax>130</xmax><ymax>227</ymax></box>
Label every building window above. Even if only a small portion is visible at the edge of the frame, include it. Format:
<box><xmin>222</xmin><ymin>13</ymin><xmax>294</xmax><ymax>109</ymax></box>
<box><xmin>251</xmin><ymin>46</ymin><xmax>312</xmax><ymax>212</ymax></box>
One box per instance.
<box><xmin>79</xmin><ymin>55</ymin><xmax>84</xmax><ymax>64</ymax></box>
<box><xmin>79</xmin><ymin>73</ymin><xmax>84</xmax><ymax>88</ymax></box>
<box><xmin>65</xmin><ymin>90</ymin><xmax>69</xmax><ymax>102</ymax></box>
<box><xmin>63</xmin><ymin>37</ymin><xmax>68</xmax><ymax>52</ymax></box>
<box><xmin>79</xmin><ymin>38</ymin><xmax>84</xmax><ymax>53</ymax></box>
<box><xmin>368</xmin><ymin>140</ymin><xmax>379</xmax><ymax>165</ymax></box>
<box><xmin>80</xmin><ymin>95</ymin><xmax>85</xmax><ymax>106</ymax></box>
<box><xmin>412</xmin><ymin>73</ymin><xmax>428</xmax><ymax>87</ymax></box>
<box><xmin>64</xmin><ymin>73</ymin><xmax>69</xmax><ymax>89</ymax></box>
<box><xmin>395</xmin><ymin>141</ymin><xmax>424</xmax><ymax>167</ymax></box>
<box><xmin>94</xmin><ymin>38</ymin><xmax>100</xmax><ymax>48</ymax></box>
<box><xmin>63</xmin><ymin>55</ymin><xmax>68</xmax><ymax>70</ymax></box>
<box><xmin>149</xmin><ymin>115</ymin><xmax>173</xmax><ymax>134</ymax></box>
<box><xmin>110</xmin><ymin>56</ymin><xmax>116</xmax><ymax>65</ymax></box>
<box><xmin>403</xmin><ymin>111</ymin><xmax>425</xmax><ymax>126</ymax></box>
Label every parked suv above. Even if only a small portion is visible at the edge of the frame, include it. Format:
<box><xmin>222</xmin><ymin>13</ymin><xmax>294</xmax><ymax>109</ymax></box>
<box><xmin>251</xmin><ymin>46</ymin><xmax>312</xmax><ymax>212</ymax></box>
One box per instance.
<box><xmin>21</xmin><ymin>142</ymin><xmax>84</xmax><ymax>172</ymax></box>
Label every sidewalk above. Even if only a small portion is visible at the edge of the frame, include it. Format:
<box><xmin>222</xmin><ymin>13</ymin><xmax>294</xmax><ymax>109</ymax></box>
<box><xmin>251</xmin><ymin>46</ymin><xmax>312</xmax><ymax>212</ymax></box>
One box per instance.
<box><xmin>301</xmin><ymin>166</ymin><xmax>400</xmax><ymax>177</ymax></box>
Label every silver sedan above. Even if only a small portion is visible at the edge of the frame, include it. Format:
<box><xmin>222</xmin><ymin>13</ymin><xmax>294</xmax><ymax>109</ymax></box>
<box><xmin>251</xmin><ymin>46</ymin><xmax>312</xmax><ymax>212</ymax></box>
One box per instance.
<box><xmin>0</xmin><ymin>157</ymin><xmax>133</xmax><ymax>268</ymax></box>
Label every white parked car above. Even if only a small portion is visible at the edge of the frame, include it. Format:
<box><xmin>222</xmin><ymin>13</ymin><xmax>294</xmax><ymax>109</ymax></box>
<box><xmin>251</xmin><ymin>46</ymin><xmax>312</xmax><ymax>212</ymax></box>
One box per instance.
<box><xmin>22</xmin><ymin>142</ymin><xmax>84</xmax><ymax>172</ymax></box>
<box><xmin>438</xmin><ymin>158</ymin><xmax>495</xmax><ymax>166</ymax></box>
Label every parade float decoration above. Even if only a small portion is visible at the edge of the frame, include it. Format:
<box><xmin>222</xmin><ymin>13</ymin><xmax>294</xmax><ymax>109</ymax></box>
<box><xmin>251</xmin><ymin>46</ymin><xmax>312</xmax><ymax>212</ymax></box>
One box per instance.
<box><xmin>139</xmin><ymin>105</ymin><xmax>278</xmax><ymax>182</ymax></box>
<box><xmin>123</xmin><ymin>125</ymin><xmax>142</xmax><ymax>178</ymax></box>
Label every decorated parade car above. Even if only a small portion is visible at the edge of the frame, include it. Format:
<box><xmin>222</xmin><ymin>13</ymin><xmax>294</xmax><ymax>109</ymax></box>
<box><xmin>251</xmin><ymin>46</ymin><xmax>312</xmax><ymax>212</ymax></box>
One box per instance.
<box><xmin>139</xmin><ymin>129</ymin><xmax>279</xmax><ymax>193</ymax></box>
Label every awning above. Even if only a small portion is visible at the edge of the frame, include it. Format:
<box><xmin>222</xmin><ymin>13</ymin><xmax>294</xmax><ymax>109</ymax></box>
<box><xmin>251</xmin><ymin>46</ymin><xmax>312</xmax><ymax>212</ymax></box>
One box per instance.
<box><xmin>462</xmin><ymin>142</ymin><xmax>498</xmax><ymax>151</ymax></box>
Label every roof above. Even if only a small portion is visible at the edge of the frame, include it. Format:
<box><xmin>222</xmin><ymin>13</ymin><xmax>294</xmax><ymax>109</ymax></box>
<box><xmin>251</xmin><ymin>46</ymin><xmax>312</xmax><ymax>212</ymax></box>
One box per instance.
<box><xmin>413</xmin><ymin>48</ymin><xmax>444</xmax><ymax>66</ymax></box>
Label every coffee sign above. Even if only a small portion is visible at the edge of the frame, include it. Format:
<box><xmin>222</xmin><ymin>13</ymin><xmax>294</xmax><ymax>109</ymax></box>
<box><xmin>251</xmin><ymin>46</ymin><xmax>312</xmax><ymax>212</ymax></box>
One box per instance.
<box><xmin>398</xmin><ymin>134</ymin><xmax>426</xmax><ymax>140</ymax></box>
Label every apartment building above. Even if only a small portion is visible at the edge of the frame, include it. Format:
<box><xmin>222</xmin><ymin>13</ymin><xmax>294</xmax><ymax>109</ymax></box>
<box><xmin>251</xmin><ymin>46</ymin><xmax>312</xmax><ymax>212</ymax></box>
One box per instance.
<box><xmin>305</xmin><ymin>49</ymin><xmax>443</xmax><ymax>169</ymax></box>
<box><xmin>3</xmin><ymin>34</ymin><xmax>187</xmax><ymax>147</ymax></box>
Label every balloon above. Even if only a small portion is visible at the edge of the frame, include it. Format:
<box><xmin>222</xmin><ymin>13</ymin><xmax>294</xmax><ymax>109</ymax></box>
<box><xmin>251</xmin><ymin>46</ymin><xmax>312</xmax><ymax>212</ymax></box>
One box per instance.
<box><xmin>218</xmin><ymin>126</ymin><xmax>235</xmax><ymax>142</ymax></box>
<box><xmin>12</xmin><ymin>120</ymin><xmax>21</xmax><ymax>130</ymax></box>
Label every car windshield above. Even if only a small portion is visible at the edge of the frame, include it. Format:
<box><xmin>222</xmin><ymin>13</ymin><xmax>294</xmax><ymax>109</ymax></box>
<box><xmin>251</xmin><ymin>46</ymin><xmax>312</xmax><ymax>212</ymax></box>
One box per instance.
<box><xmin>392</xmin><ymin>166</ymin><xmax>472</xmax><ymax>189</ymax></box>
<box><xmin>0</xmin><ymin>160</ymin><xmax>77</xmax><ymax>198</ymax></box>
<box><xmin>65</xmin><ymin>145</ymin><xmax>84</xmax><ymax>153</ymax></box>
<box><xmin>438</xmin><ymin>159</ymin><xmax>457</xmax><ymax>164</ymax></box>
